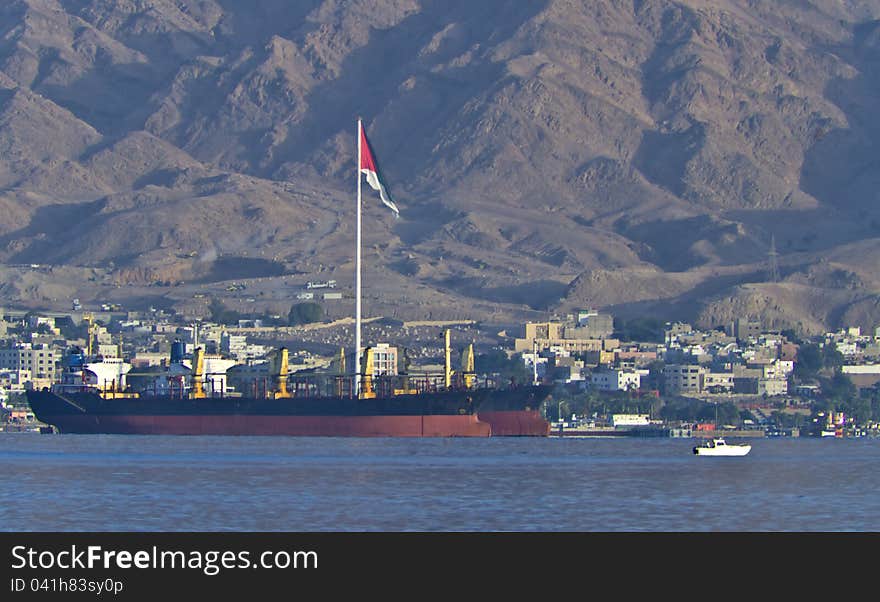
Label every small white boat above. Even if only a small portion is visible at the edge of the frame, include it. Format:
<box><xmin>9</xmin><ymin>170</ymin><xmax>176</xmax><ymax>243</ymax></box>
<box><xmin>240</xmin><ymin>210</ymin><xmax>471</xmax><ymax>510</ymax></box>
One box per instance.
<box><xmin>693</xmin><ymin>437</ymin><xmax>751</xmax><ymax>456</ymax></box>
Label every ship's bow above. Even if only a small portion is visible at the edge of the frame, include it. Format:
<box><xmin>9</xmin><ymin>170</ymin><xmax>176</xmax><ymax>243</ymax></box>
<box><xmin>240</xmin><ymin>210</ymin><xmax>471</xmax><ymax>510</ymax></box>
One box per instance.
<box><xmin>477</xmin><ymin>385</ymin><xmax>552</xmax><ymax>436</ymax></box>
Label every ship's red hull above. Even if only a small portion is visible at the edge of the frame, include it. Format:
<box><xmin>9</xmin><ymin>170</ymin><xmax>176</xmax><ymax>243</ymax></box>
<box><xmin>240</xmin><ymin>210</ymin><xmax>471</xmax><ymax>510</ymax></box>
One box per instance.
<box><xmin>477</xmin><ymin>410</ymin><xmax>551</xmax><ymax>436</ymax></box>
<box><xmin>39</xmin><ymin>413</ymin><xmax>493</xmax><ymax>437</ymax></box>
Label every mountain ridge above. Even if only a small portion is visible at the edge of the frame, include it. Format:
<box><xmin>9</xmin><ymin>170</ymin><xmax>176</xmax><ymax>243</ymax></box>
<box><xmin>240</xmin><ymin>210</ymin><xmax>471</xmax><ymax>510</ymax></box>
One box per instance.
<box><xmin>0</xmin><ymin>0</ymin><xmax>879</xmax><ymax>334</ymax></box>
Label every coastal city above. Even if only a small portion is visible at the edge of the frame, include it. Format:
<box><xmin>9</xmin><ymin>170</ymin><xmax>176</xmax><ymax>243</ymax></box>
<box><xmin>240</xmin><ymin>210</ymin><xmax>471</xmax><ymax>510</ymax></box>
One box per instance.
<box><xmin>2</xmin><ymin>296</ymin><xmax>878</xmax><ymax>440</ymax></box>
<box><xmin>6</xmin><ymin>0</ymin><xmax>880</xmax><ymax>555</ymax></box>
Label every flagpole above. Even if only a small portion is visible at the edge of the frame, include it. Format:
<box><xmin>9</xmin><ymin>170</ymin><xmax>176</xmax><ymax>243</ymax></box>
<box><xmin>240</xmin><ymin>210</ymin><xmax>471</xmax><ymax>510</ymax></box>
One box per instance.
<box><xmin>355</xmin><ymin>118</ymin><xmax>363</xmax><ymax>397</ymax></box>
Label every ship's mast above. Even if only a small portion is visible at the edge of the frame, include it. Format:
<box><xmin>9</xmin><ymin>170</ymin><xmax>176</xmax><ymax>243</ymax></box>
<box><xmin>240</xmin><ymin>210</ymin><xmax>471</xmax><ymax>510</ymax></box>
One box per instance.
<box><xmin>83</xmin><ymin>312</ymin><xmax>94</xmax><ymax>357</ymax></box>
<box><xmin>444</xmin><ymin>329</ymin><xmax>452</xmax><ymax>389</ymax></box>
<box><xmin>532</xmin><ymin>338</ymin><xmax>539</xmax><ymax>385</ymax></box>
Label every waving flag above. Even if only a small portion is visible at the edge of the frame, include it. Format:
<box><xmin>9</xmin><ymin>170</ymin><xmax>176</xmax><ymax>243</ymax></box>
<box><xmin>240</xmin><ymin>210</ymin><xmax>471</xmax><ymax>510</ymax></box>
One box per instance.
<box><xmin>359</xmin><ymin>125</ymin><xmax>399</xmax><ymax>216</ymax></box>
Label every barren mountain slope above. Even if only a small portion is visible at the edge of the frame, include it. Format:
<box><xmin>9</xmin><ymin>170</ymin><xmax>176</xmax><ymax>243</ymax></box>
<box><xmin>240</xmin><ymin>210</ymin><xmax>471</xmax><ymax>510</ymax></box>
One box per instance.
<box><xmin>0</xmin><ymin>0</ymin><xmax>878</xmax><ymax>333</ymax></box>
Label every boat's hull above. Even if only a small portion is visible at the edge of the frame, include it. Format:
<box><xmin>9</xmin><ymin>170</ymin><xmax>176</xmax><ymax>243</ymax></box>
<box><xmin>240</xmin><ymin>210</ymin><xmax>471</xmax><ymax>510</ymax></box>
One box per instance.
<box><xmin>693</xmin><ymin>445</ymin><xmax>751</xmax><ymax>456</ymax></box>
<box><xmin>26</xmin><ymin>386</ymin><xmax>551</xmax><ymax>437</ymax></box>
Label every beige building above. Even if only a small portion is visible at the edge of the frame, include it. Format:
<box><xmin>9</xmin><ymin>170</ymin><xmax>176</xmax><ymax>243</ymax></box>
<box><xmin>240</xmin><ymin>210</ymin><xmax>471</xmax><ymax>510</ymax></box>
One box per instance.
<box><xmin>663</xmin><ymin>364</ymin><xmax>705</xmax><ymax>395</ymax></box>
<box><xmin>729</xmin><ymin>318</ymin><xmax>761</xmax><ymax>341</ymax></box>
<box><xmin>734</xmin><ymin>376</ymin><xmax>788</xmax><ymax>396</ymax></box>
<box><xmin>523</xmin><ymin>322</ymin><xmax>564</xmax><ymax>341</ymax></box>
<box><xmin>92</xmin><ymin>325</ymin><xmax>114</xmax><ymax>346</ymax></box>
<box><xmin>760</xmin><ymin>378</ymin><xmax>788</xmax><ymax>396</ymax></box>
<box><xmin>565</xmin><ymin>309</ymin><xmax>614</xmax><ymax>339</ymax></box>
<box><xmin>131</xmin><ymin>352</ymin><xmax>169</xmax><ymax>369</ymax></box>
<box><xmin>0</xmin><ymin>343</ymin><xmax>57</xmax><ymax>380</ymax></box>
<box><xmin>582</xmin><ymin>349</ymin><xmax>616</xmax><ymax>367</ymax></box>
<box><xmin>515</xmin><ymin>321</ymin><xmax>618</xmax><ymax>354</ymax></box>
<box><xmin>703</xmin><ymin>372</ymin><xmax>735</xmax><ymax>393</ymax></box>
<box><xmin>0</xmin><ymin>369</ymin><xmax>31</xmax><ymax>392</ymax></box>
<box><xmin>96</xmin><ymin>343</ymin><xmax>120</xmax><ymax>358</ymax></box>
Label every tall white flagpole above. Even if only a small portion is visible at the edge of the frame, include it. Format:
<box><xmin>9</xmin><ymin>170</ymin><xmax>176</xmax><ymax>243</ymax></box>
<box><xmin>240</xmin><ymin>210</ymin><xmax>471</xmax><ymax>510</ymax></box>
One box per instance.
<box><xmin>355</xmin><ymin>118</ymin><xmax>363</xmax><ymax>397</ymax></box>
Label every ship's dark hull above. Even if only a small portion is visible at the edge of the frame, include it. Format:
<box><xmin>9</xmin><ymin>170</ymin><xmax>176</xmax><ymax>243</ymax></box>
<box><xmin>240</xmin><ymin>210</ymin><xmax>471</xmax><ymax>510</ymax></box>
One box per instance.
<box><xmin>26</xmin><ymin>385</ymin><xmax>552</xmax><ymax>437</ymax></box>
<box><xmin>476</xmin><ymin>386</ymin><xmax>552</xmax><ymax>436</ymax></box>
<box><xmin>29</xmin><ymin>412</ymin><xmax>493</xmax><ymax>437</ymax></box>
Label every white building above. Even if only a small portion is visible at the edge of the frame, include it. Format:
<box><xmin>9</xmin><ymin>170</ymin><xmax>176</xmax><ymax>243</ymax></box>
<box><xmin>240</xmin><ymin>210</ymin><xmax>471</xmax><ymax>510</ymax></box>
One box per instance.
<box><xmin>220</xmin><ymin>332</ymin><xmax>247</xmax><ymax>359</ymax></box>
<box><xmin>611</xmin><ymin>414</ymin><xmax>650</xmax><ymax>427</ymax></box>
<box><xmin>683</xmin><ymin>344</ymin><xmax>708</xmax><ymax>358</ymax></box>
<box><xmin>842</xmin><ymin>364</ymin><xmax>880</xmax><ymax>376</ymax></box>
<box><xmin>27</xmin><ymin>315</ymin><xmax>60</xmax><ymax>334</ymax></box>
<box><xmin>763</xmin><ymin>360</ymin><xmax>794</xmax><ymax>380</ymax></box>
<box><xmin>371</xmin><ymin>343</ymin><xmax>398</xmax><ymax>376</ymax></box>
<box><xmin>591</xmin><ymin>369</ymin><xmax>641</xmax><ymax>391</ymax></box>
<box><xmin>835</xmin><ymin>342</ymin><xmax>858</xmax><ymax>357</ymax></box>
<box><xmin>521</xmin><ymin>352</ymin><xmax>548</xmax><ymax>380</ymax></box>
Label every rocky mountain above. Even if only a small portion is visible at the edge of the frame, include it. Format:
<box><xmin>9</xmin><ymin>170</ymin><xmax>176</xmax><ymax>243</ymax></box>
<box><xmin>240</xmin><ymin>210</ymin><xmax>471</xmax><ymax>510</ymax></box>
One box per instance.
<box><xmin>1</xmin><ymin>0</ymin><xmax>880</xmax><ymax>334</ymax></box>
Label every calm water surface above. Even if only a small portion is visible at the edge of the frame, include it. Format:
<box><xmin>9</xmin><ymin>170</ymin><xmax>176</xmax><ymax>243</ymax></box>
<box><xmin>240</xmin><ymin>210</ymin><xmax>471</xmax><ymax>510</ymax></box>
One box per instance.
<box><xmin>2</xmin><ymin>434</ymin><xmax>878</xmax><ymax>531</ymax></box>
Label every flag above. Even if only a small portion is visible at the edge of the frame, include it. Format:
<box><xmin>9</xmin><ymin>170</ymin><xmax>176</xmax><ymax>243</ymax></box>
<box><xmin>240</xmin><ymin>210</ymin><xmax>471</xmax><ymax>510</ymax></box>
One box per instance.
<box><xmin>359</xmin><ymin>125</ymin><xmax>399</xmax><ymax>216</ymax></box>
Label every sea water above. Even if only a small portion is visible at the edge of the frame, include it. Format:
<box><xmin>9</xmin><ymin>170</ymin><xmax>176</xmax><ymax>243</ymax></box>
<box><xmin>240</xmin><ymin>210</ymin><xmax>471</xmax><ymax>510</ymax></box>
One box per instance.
<box><xmin>2</xmin><ymin>434</ymin><xmax>878</xmax><ymax>531</ymax></box>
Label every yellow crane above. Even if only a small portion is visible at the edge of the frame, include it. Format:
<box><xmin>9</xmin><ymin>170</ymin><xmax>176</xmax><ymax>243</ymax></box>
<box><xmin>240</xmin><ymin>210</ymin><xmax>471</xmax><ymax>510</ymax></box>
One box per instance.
<box><xmin>360</xmin><ymin>346</ymin><xmax>376</xmax><ymax>399</ymax></box>
<box><xmin>461</xmin><ymin>342</ymin><xmax>475</xmax><ymax>389</ymax></box>
<box><xmin>190</xmin><ymin>347</ymin><xmax>206</xmax><ymax>399</ymax></box>
<box><xmin>272</xmin><ymin>347</ymin><xmax>291</xmax><ymax>399</ymax></box>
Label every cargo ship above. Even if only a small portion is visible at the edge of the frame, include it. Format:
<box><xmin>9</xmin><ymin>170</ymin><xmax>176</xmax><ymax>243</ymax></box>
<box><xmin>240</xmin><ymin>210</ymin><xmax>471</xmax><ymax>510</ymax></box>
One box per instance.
<box><xmin>26</xmin><ymin>121</ymin><xmax>552</xmax><ymax>436</ymax></box>
<box><xmin>26</xmin><ymin>334</ymin><xmax>551</xmax><ymax>437</ymax></box>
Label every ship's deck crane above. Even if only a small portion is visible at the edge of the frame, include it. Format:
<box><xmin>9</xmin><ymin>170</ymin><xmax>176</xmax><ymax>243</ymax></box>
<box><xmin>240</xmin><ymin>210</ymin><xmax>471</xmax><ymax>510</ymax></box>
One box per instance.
<box><xmin>190</xmin><ymin>347</ymin><xmax>206</xmax><ymax>399</ymax></box>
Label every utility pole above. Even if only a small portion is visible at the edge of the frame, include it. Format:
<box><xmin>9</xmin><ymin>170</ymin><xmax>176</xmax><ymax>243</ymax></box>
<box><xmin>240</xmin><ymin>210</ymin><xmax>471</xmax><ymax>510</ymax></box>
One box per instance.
<box><xmin>768</xmin><ymin>234</ymin><xmax>780</xmax><ymax>283</ymax></box>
